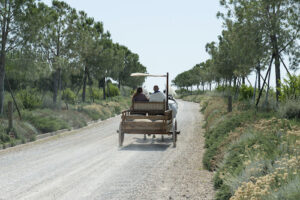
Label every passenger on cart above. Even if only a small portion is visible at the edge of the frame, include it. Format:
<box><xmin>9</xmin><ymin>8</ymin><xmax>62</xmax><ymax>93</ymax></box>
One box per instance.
<box><xmin>132</xmin><ymin>87</ymin><xmax>148</xmax><ymax>103</ymax></box>
<box><xmin>149</xmin><ymin>85</ymin><xmax>165</xmax><ymax>102</ymax></box>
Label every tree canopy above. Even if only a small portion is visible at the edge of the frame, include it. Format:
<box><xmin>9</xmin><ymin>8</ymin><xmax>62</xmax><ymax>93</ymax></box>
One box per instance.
<box><xmin>0</xmin><ymin>0</ymin><xmax>147</xmax><ymax>113</ymax></box>
<box><xmin>173</xmin><ymin>0</ymin><xmax>299</xmax><ymax>104</ymax></box>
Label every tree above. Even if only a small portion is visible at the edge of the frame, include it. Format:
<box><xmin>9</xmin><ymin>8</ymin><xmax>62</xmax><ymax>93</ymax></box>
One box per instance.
<box><xmin>37</xmin><ymin>0</ymin><xmax>76</xmax><ymax>106</ymax></box>
<box><xmin>219</xmin><ymin>0</ymin><xmax>300</xmax><ymax>101</ymax></box>
<box><xmin>0</xmin><ymin>0</ymin><xmax>41</xmax><ymax>114</ymax></box>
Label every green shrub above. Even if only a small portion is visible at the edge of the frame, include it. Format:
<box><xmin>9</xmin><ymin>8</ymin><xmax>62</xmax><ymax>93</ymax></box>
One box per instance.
<box><xmin>62</xmin><ymin>88</ymin><xmax>76</xmax><ymax>104</ymax></box>
<box><xmin>175</xmin><ymin>88</ymin><xmax>190</xmax><ymax>95</ymax></box>
<box><xmin>203</xmin><ymin>113</ymin><xmax>244</xmax><ymax>170</ymax></box>
<box><xmin>9</xmin><ymin>139</ymin><xmax>16</xmax><ymax>147</ymax></box>
<box><xmin>81</xmin><ymin>107</ymin><xmax>102</xmax><ymax>120</ymax></box>
<box><xmin>239</xmin><ymin>84</ymin><xmax>253</xmax><ymax>100</ymax></box>
<box><xmin>34</xmin><ymin>117</ymin><xmax>69</xmax><ymax>133</ymax></box>
<box><xmin>0</xmin><ymin>120</ymin><xmax>9</xmax><ymax>143</ymax></box>
<box><xmin>215</xmin><ymin>85</ymin><xmax>235</xmax><ymax>94</ymax></box>
<box><xmin>41</xmin><ymin>92</ymin><xmax>56</xmax><ymax>109</ymax></box>
<box><xmin>0</xmin><ymin>133</ymin><xmax>10</xmax><ymax>143</ymax></box>
<box><xmin>114</xmin><ymin>105</ymin><xmax>121</xmax><ymax>114</ymax></box>
<box><xmin>215</xmin><ymin>184</ymin><xmax>232</xmax><ymax>200</ymax></box>
<box><xmin>17</xmin><ymin>88</ymin><xmax>42</xmax><ymax>110</ymax></box>
<box><xmin>22</xmin><ymin>110</ymin><xmax>69</xmax><ymax>133</ymax></box>
<box><xmin>200</xmin><ymin>101</ymin><xmax>209</xmax><ymax>113</ymax></box>
<box><xmin>279</xmin><ymin>75</ymin><xmax>300</xmax><ymax>101</ymax></box>
<box><xmin>279</xmin><ymin>100</ymin><xmax>300</xmax><ymax>119</ymax></box>
<box><xmin>91</xmin><ymin>87</ymin><xmax>103</xmax><ymax>101</ymax></box>
<box><xmin>120</xmin><ymin>86</ymin><xmax>132</xmax><ymax>97</ymax></box>
<box><xmin>107</xmin><ymin>83</ymin><xmax>120</xmax><ymax>97</ymax></box>
<box><xmin>3</xmin><ymin>92</ymin><xmax>24</xmax><ymax>115</ymax></box>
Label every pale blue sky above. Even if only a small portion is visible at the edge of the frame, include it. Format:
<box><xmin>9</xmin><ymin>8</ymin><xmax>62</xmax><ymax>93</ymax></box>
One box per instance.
<box><xmin>42</xmin><ymin>0</ymin><xmax>224</xmax><ymax>91</ymax></box>
<box><xmin>42</xmin><ymin>0</ymin><xmax>295</xmax><ymax>91</ymax></box>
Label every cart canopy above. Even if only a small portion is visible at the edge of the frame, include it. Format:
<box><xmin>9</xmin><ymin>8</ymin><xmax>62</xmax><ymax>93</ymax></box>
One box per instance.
<box><xmin>130</xmin><ymin>73</ymin><xmax>167</xmax><ymax>77</ymax></box>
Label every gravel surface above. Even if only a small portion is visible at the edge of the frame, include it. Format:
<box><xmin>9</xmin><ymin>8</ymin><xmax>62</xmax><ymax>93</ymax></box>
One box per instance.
<box><xmin>0</xmin><ymin>100</ymin><xmax>214</xmax><ymax>200</ymax></box>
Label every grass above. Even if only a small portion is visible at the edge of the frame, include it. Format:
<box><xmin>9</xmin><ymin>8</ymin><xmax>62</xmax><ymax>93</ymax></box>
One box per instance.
<box><xmin>0</xmin><ymin>96</ymin><xmax>131</xmax><ymax>148</ymax></box>
<box><xmin>183</xmin><ymin>94</ymin><xmax>300</xmax><ymax>200</ymax></box>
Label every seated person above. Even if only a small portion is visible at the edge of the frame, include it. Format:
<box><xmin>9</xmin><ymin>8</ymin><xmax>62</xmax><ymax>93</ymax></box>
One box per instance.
<box><xmin>132</xmin><ymin>87</ymin><xmax>148</xmax><ymax>102</ymax></box>
<box><xmin>149</xmin><ymin>85</ymin><xmax>166</xmax><ymax>102</ymax></box>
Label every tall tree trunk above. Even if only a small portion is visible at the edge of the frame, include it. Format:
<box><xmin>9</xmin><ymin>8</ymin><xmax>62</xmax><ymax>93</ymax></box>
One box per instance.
<box><xmin>82</xmin><ymin>67</ymin><xmax>88</xmax><ymax>102</ymax></box>
<box><xmin>98</xmin><ymin>79</ymin><xmax>102</xmax><ymax>89</ymax></box>
<box><xmin>0</xmin><ymin>0</ymin><xmax>8</xmax><ymax>114</ymax></box>
<box><xmin>0</xmin><ymin>52</ymin><xmax>5</xmax><ymax>114</ymax></box>
<box><xmin>256</xmin><ymin>65</ymin><xmax>261</xmax><ymax>90</ymax></box>
<box><xmin>264</xmin><ymin>64</ymin><xmax>272</xmax><ymax>105</ymax></box>
<box><xmin>53</xmin><ymin>70</ymin><xmax>59</xmax><ymax>104</ymax></box>
<box><xmin>58</xmin><ymin>68</ymin><xmax>62</xmax><ymax>110</ymax></box>
<box><xmin>252</xmin><ymin>71</ymin><xmax>258</xmax><ymax>104</ymax></box>
<box><xmin>242</xmin><ymin>77</ymin><xmax>245</xmax><ymax>85</ymax></box>
<box><xmin>102</xmin><ymin>77</ymin><xmax>106</xmax><ymax>100</ymax></box>
<box><xmin>87</xmin><ymin>72</ymin><xmax>93</xmax><ymax>102</ymax></box>
<box><xmin>107</xmin><ymin>80</ymin><xmax>110</xmax><ymax>98</ymax></box>
<box><xmin>271</xmin><ymin>34</ymin><xmax>281</xmax><ymax>102</ymax></box>
<box><xmin>233</xmin><ymin>77</ymin><xmax>237</xmax><ymax>88</ymax></box>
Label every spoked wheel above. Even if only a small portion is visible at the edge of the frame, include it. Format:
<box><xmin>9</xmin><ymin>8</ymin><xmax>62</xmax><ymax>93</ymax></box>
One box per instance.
<box><xmin>172</xmin><ymin>130</ymin><xmax>176</xmax><ymax>148</ymax></box>
<box><xmin>175</xmin><ymin>119</ymin><xmax>178</xmax><ymax>142</ymax></box>
<box><xmin>172</xmin><ymin>118</ymin><xmax>177</xmax><ymax>148</ymax></box>
<box><xmin>119</xmin><ymin>124</ymin><xmax>124</xmax><ymax>147</ymax></box>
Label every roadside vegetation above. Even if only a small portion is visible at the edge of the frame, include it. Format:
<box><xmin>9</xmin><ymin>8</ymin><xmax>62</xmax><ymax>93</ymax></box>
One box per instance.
<box><xmin>0</xmin><ymin>88</ymin><xmax>131</xmax><ymax>149</ymax></box>
<box><xmin>173</xmin><ymin>1</ymin><xmax>299</xmax><ymax>198</ymax></box>
<box><xmin>0</xmin><ymin>0</ymin><xmax>145</xmax><ymax>148</ymax></box>
<box><xmin>177</xmin><ymin>77</ymin><xmax>300</xmax><ymax>200</ymax></box>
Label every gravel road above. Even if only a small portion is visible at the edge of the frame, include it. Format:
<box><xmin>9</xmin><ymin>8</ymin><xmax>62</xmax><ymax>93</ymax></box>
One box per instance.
<box><xmin>0</xmin><ymin>100</ymin><xmax>214</xmax><ymax>200</ymax></box>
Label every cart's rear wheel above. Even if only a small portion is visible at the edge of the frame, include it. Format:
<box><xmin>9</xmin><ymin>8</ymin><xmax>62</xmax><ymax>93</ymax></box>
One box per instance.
<box><xmin>172</xmin><ymin>119</ymin><xmax>177</xmax><ymax>147</ymax></box>
<box><xmin>172</xmin><ymin>130</ymin><xmax>176</xmax><ymax>147</ymax></box>
<box><xmin>119</xmin><ymin>124</ymin><xmax>124</xmax><ymax>147</ymax></box>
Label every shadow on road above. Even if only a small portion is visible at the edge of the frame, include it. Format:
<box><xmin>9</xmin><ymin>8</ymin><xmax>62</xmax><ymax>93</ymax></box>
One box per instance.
<box><xmin>134</xmin><ymin>137</ymin><xmax>173</xmax><ymax>144</ymax></box>
<box><xmin>120</xmin><ymin>143</ymin><xmax>170</xmax><ymax>151</ymax></box>
<box><xmin>120</xmin><ymin>136</ymin><xmax>172</xmax><ymax>151</ymax></box>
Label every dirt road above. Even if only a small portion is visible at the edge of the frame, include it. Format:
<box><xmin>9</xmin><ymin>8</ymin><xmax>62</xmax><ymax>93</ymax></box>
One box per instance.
<box><xmin>0</xmin><ymin>100</ymin><xmax>214</xmax><ymax>200</ymax></box>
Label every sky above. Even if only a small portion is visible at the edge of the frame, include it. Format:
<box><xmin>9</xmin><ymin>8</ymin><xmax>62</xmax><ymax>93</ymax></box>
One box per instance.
<box><xmin>41</xmin><ymin>0</ymin><xmax>293</xmax><ymax>92</ymax></box>
<box><xmin>42</xmin><ymin>0</ymin><xmax>224</xmax><ymax>91</ymax></box>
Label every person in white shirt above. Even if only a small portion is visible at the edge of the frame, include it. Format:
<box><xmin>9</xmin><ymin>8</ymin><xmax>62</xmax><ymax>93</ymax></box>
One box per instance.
<box><xmin>149</xmin><ymin>85</ymin><xmax>177</xmax><ymax>118</ymax></box>
<box><xmin>149</xmin><ymin>85</ymin><xmax>166</xmax><ymax>102</ymax></box>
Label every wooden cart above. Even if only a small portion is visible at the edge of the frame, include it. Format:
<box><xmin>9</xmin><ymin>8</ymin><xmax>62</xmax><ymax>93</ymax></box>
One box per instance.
<box><xmin>118</xmin><ymin>72</ymin><xmax>179</xmax><ymax>147</ymax></box>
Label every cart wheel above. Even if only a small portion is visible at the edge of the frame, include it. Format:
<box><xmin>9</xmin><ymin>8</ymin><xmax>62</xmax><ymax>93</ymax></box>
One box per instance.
<box><xmin>175</xmin><ymin>119</ymin><xmax>178</xmax><ymax>142</ymax></box>
<box><xmin>172</xmin><ymin>119</ymin><xmax>177</xmax><ymax>147</ymax></box>
<box><xmin>119</xmin><ymin>125</ymin><xmax>124</xmax><ymax>147</ymax></box>
<box><xmin>172</xmin><ymin>129</ymin><xmax>176</xmax><ymax>148</ymax></box>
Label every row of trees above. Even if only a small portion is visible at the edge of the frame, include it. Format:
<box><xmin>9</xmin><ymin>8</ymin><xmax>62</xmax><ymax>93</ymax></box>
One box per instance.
<box><xmin>172</xmin><ymin>61</ymin><xmax>214</xmax><ymax>91</ymax></box>
<box><xmin>0</xmin><ymin>0</ymin><xmax>146</xmax><ymax>114</ymax></box>
<box><xmin>173</xmin><ymin>0</ymin><xmax>299</xmax><ymax>104</ymax></box>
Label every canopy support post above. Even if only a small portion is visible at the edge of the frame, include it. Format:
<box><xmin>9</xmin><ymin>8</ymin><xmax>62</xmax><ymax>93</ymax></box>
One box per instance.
<box><xmin>166</xmin><ymin>72</ymin><xmax>169</xmax><ymax>110</ymax></box>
